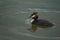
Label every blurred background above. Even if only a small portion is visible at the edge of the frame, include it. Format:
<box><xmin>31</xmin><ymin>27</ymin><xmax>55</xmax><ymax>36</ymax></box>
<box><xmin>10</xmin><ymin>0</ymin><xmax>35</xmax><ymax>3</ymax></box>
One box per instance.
<box><xmin>0</xmin><ymin>0</ymin><xmax>60</xmax><ymax>40</ymax></box>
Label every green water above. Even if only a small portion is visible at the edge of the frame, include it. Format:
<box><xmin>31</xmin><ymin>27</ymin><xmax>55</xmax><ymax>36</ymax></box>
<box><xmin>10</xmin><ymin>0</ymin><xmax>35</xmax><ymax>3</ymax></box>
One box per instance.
<box><xmin>0</xmin><ymin>0</ymin><xmax>60</xmax><ymax>40</ymax></box>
